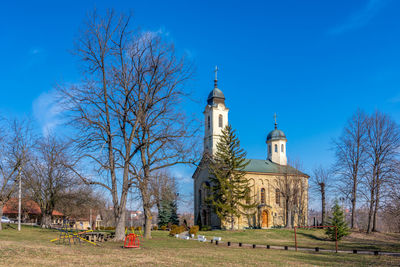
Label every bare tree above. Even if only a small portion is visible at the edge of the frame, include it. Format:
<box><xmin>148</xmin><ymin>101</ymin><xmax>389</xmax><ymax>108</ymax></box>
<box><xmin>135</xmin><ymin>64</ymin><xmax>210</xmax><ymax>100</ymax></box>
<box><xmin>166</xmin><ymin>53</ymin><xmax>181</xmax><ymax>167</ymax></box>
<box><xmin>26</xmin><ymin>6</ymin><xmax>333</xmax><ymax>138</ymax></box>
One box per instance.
<box><xmin>55</xmin><ymin>184</ymin><xmax>106</xmax><ymax>225</ymax></box>
<box><xmin>150</xmin><ymin>171</ymin><xmax>177</xmax><ymax>218</ymax></box>
<box><xmin>24</xmin><ymin>135</ymin><xmax>76</xmax><ymax>228</ymax></box>
<box><xmin>364</xmin><ymin>111</ymin><xmax>400</xmax><ymax>233</ymax></box>
<box><xmin>127</xmin><ymin>32</ymin><xmax>197</xmax><ymax>237</ymax></box>
<box><xmin>276</xmin><ymin>161</ymin><xmax>308</xmax><ymax>228</ymax></box>
<box><xmin>333</xmin><ymin>109</ymin><xmax>367</xmax><ymax>229</ymax></box>
<box><xmin>0</xmin><ymin>119</ymin><xmax>32</xmax><ymax>230</ymax></box>
<box><xmin>60</xmin><ymin>10</ymin><xmax>195</xmax><ymax>240</ymax></box>
<box><xmin>311</xmin><ymin>166</ymin><xmax>331</xmax><ymax>226</ymax></box>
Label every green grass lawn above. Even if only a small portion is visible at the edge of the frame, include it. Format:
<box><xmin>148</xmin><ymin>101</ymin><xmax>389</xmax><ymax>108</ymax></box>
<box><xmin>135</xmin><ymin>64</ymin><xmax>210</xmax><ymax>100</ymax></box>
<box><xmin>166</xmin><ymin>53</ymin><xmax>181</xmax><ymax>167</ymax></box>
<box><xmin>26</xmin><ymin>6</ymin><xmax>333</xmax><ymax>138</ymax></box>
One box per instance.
<box><xmin>0</xmin><ymin>225</ymin><xmax>399</xmax><ymax>266</ymax></box>
<box><xmin>197</xmin><ymin>228</ymin><xmax>400</xmax><ymax>253</ymax></box>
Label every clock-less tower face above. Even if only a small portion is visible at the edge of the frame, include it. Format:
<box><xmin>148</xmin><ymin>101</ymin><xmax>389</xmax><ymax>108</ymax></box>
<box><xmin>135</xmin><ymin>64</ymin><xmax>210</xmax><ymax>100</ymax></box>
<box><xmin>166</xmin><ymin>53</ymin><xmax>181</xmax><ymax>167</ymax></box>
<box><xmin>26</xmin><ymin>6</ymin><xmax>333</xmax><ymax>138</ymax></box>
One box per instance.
<box><xmin>203</xmin><ymin>87</ymin><xmax>229</xmax><ymax>156</ymax></box>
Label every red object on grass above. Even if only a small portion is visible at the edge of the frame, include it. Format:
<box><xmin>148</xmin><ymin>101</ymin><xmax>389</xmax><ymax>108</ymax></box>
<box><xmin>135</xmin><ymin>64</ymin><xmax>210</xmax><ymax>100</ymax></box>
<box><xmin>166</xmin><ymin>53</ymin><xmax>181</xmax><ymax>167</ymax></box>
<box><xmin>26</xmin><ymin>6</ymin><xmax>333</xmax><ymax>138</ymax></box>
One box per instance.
<box><xmin>124</xmin><ymin>233</ymin><xmax>140</xmax><ymax>248</ymax></box>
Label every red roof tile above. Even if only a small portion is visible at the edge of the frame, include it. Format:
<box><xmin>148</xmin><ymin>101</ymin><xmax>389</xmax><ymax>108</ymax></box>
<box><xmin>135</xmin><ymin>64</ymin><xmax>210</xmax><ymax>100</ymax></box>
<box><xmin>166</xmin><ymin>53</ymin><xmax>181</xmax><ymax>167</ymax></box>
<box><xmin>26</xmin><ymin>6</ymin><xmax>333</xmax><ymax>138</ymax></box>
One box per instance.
<box><xmin>2</xmin><ymin>198</ymin><xmax>63</xmax><ymax>216</ymax></box>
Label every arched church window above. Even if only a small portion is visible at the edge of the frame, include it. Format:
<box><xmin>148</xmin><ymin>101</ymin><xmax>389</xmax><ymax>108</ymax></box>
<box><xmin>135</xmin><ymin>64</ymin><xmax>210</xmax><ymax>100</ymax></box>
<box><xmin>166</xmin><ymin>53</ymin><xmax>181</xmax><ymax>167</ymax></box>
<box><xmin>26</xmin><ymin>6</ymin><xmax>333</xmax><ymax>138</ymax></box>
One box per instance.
<box><xmin>274</xmin><ymin>144</ymin><xmax>278</xmax><ymax>153</ymax></box>
<box><xmin>281</xmin><ymin>144</ymin><xmax>284</xmax><ymax>153</ymax></box>
<box><xmin>275</xmin><ymin>189</ymin><xmax>280</xmax><ymax>205</ymax></box>
<box><xmin>199</xmin><ymin>189</ymin><xmax>202</xmax><ymax>204</ymax></box>
<box><xmin>245</xmin><ymin>188</ymin><xmax>250</xmax><ymax>204</ymax></box>
<box><xmin>218</xmin><ymin>114</ymin><xmax>223</xmax><ymax>128</ymax></box>
<box><xmin>207</xmin><ymin>116</ymin><xmax>210</xmax><ymax>129</ymax></box>
<box><xmin>261</xmin><ymin>188</ymin><xmax>265</xmax><ymax>204</ymax></box>
<box><xmin>269</xmin><ymin>145</ymin><xmax>271</xmax><ymax>154</ymax></box>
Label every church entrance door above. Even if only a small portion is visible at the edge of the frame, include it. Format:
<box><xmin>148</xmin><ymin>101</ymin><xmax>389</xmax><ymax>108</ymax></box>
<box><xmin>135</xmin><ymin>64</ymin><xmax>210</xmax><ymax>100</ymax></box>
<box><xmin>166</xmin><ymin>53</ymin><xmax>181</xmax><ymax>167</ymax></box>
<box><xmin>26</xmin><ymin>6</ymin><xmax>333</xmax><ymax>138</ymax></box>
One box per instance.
<box><xmin>262</xmin><ymin>210</ymin><xmax>269</xmax><ymax>228</ymax></box>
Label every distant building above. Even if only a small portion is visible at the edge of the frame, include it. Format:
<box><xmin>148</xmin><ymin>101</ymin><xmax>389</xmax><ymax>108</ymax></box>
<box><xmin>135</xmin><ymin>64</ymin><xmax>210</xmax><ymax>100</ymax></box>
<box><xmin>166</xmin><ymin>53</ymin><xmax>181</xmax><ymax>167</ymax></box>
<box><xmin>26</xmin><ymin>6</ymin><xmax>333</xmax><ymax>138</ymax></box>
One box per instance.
<box><xmin>2</xmin><ymin>198</ymin><xmax>63</xmax><ymax>224</ymax></box>
<box><xmin>192</xmin><ymin>69</ymin><xmax>309</xmax><ymax>229</ymax></box>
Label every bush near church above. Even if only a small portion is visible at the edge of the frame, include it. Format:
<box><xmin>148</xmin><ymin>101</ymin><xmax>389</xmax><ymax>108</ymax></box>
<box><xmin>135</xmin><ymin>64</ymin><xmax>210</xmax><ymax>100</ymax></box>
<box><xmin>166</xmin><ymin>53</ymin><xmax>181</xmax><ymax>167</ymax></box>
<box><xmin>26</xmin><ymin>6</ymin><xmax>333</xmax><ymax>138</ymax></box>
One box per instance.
<box><xmin>201</xmin><ymin>225</ymin><xmax>212</xmax><ymax>231</ymax></box>
<box><xmin>169</xmin><ymin>225</ymin><xmax>185</xmax><ymax>236</ymax></box>
<box><xmin>189</xmin><ymin>225</ymin><xmax>199</xmax><ymax>236</ymax></box>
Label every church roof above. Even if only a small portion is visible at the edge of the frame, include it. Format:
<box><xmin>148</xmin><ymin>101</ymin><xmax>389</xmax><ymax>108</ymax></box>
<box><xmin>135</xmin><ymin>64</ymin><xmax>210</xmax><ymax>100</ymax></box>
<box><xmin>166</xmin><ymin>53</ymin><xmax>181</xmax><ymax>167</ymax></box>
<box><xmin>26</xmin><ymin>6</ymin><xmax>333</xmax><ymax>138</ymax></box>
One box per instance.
<box><xmin>207</xmin><ymin>88</ymin><xmax>225</xmax><ymax>105</ymax></box>
<box><xmin>266</xmin><ymin>129</ymin><xmax>287</xmax><ymax>142</ymax></box>
<box><xmin>244</xmin><ymin>159</ymin><xmax>308</xmax><ymax>177</ymax></box>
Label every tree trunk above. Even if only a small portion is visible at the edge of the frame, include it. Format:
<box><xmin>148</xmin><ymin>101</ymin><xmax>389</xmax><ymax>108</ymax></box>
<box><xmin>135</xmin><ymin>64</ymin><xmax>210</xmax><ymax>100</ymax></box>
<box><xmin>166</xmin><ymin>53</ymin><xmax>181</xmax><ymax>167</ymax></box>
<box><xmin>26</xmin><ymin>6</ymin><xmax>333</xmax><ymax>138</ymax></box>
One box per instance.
<box><xmin>372</xmin><ymin>182</ymin><xmax>380</xmax><ymax>232</ymax></box>
<box><xmin>321</xmin><ymin>184</ymin><xmax>326</xmax><ymax>226</ymax></box>
<box><xmin>367</xmin><ymin>188</ymin><xmax>375</xmax><ymax>234</ymax></box>
<box><xmin>41</xmin><ymin>213</ymin><xmax>52</xmax><ymax>228</ymax></box>
<box><xmin>114</xmin><ymin>208</ymin><xmax>126</xmax><ymax>241</ymax></box>
<box><xmin>351</xmin><ymin>183</ymin><xmax>357</xmax><ymax>229</ymax></box>
<box><xmin>0</xmin><ymin>203</ymin><xmax>4</xmax><ymax>231</ymax></box>
<box><xmin>143</xmin><ymin>204</ymin><xmax>152</xmax><ymax>239</ymax></box>
<box><xmin>285</xmin><ymin>199</ymin><xmax>292</xmax><ymax>228</ymax></box>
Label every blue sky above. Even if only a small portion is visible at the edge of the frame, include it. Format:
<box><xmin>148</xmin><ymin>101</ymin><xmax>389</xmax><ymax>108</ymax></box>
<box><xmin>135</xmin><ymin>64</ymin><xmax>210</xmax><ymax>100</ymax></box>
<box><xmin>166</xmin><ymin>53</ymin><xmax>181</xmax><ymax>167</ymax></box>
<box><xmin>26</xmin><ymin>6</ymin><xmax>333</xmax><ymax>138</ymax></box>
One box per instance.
<box><xmin>1</xmin><ymin>0</ymin><xmax>400</xmax><ymax>210</ymax></box>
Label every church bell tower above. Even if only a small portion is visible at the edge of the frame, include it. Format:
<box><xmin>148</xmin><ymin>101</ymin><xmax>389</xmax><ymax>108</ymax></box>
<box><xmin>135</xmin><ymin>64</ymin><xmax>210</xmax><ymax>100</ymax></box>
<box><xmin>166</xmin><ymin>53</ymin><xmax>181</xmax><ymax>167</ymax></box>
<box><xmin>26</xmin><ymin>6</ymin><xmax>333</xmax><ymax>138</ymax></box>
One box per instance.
<box><xmin>204</xmin><ymin>66</ymin><xmax>229</xmax><ymax>156</ymax></box>
<box><xmin>266</xmin><ymin>114</ymin><xmax>287</xmax><ymax>165</ymax></box>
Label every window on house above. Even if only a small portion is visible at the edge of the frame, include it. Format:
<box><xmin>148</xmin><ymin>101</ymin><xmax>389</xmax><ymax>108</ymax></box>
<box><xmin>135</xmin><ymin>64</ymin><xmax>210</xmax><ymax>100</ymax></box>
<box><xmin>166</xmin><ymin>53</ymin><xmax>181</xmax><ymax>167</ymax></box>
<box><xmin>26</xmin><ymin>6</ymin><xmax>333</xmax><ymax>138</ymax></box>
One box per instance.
<box><xmin>207</xmin><ymin>116</ymin><xmax>210</xmax><ymax>129</ymax></box>
<box><xmin>218</xmin><ymin>114</ymin><xmax>223</xmax><ymax>128</ymax></box>
<box><xmin>275</xmin><ymin>144</ymin><xmax>278</xmax><ymax>153</ymax></box>
<box><xmin>275</xmin><ymin>189</ymin><xmax>280</xmax><ymax>205</ymax></box>
<box><xmin>281</xmin><ymin>144</ymin><xmax>284</xmax><ymax>153</ymax></box>
<box><xmin>261</xmin><ymin>188</ymin><xmax>265</xmax><ymax>204</ymax></box>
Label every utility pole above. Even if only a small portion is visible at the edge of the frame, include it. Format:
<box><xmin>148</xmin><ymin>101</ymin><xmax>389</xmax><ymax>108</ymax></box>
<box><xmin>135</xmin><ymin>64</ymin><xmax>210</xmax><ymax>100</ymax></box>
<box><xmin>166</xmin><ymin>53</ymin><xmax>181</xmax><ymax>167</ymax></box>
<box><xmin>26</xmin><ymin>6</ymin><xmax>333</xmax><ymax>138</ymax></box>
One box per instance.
<box><xmin>89</xmin><ymin>208</ymin><xmax>92</xmax><ymax>229</ymax></box>
<box><xmin>18</xmin><ymin>164</ymin><xmax>22</xmax><ymax>231</ymax></box>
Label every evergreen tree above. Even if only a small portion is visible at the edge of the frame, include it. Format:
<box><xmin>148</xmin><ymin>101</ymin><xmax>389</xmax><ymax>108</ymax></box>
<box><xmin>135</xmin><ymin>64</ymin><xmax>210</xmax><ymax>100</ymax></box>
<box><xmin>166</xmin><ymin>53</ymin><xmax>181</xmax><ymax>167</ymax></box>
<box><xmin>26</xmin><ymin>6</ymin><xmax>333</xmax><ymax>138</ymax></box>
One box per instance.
<box><xmin>170</xmin><ymin>199</ymin><xmax>179</xmax><ymax>225</ymax></box>
<box><xmin>208</xmin><ymin>125</ymin><xmax>257</xmax><ymax>230</ymax></box>
<box><xmin>325</xmin><ymin>201</ymin><xmax>350</xmax><ymax>240</ymax></box>
<box><xmin>158</xmin><ymin>200</ymin><xmax>172</xmax><ymax>227</ymax></box>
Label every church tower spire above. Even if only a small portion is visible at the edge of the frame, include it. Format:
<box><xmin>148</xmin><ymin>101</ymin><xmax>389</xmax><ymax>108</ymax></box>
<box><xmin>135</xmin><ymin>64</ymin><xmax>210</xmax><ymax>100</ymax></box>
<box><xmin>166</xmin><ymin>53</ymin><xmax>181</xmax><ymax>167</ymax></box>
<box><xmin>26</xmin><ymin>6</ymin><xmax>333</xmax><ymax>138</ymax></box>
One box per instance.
<box><xmin>214</xmin><ymin>65</ymin><xmax>218</xmax><ymax>88</ymax></box>
<box><xmin>204</xmin><ymin>66</ymin><xmax>229</xmax><ymax>156</ymax></box>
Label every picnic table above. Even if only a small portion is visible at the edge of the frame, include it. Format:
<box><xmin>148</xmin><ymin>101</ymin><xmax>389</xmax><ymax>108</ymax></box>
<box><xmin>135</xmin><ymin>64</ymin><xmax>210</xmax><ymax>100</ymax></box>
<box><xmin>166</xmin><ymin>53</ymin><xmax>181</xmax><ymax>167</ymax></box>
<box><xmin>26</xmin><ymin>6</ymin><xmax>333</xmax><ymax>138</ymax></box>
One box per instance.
<box><xmin>80</xmin><ymin>232</ymin><xmax>110</xmax><ymax>242</ymax></box>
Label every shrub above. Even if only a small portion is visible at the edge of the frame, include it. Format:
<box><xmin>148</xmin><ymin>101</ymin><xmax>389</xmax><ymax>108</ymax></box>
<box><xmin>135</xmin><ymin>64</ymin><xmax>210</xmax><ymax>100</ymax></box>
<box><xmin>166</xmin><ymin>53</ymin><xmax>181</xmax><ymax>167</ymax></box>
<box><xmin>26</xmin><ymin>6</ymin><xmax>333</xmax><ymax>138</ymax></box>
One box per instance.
<box><xmin>104</xmin><ymin>226</ymin><xmax>115</xmax><ymax>231</ymax></box>
<box><xmin>161</xmin><ymin>225</ymin><xmax>167</xmax><ymax>231</ymax></box>
<box><xmin>189</xmin><ymin>225</ymin><xmax>199</xmax><ymax>236</ymax></box>
<box><xmin>200</xmin><ymin>225</ymin><xmax>211</xmax><ymax>231</ymax></box>
<box><xmin>152</xmin><ymin>225</ymin><xmax>158</xmax><ymax>230</ymax></box>
<box><xmin>135</xmin><ymin>226</ymin><xmax>142</xmax><ymax>231</ymax></box>
<box><xmin>170</xmin><ymin>224</ymin><xmax>178</xmax><ymax>231</ymax></box>
<box><xmin>169</xmin><ymin>225</ymin><xmax>185</xmax><ymax>236</ymax></box>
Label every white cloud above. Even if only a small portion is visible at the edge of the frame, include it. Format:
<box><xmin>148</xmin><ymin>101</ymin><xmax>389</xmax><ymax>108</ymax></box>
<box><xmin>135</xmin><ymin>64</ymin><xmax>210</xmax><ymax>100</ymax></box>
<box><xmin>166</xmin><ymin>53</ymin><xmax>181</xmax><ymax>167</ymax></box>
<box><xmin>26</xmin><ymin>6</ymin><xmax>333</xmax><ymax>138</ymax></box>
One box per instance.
<box><xmin>32</xmin><ymin>90</ymin><xmax>63</xmax><ymax>136</ymax></box>
<box><xmin>329</xmin><ymin>0</ymin><xmax>390</xmax><ymax>35</ymax></box>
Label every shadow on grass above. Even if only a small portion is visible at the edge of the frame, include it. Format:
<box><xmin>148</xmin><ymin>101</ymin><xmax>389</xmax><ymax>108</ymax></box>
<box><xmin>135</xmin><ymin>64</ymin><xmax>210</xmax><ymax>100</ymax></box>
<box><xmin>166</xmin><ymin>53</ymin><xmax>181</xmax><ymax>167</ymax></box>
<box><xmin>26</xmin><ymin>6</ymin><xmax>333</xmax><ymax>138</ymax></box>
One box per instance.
<box><xmin>297</xmin><ymin>232</ymin><xmax>328</xmax><ymax>242</ymax></box>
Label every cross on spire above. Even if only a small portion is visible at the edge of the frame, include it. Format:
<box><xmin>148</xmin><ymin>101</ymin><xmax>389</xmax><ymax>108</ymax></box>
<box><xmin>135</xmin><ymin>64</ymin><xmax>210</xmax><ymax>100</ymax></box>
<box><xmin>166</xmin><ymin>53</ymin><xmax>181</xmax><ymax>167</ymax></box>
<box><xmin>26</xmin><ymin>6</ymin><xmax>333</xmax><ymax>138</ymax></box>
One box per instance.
<box><xmin>214</xmin><ymin>66</ymin><xmax>218</xmax><ymax>88</ymax></box>
<box><xmin>274</xmin><ymin>113</ymin><xmax>278</xmax><ymax>129</ymax></box>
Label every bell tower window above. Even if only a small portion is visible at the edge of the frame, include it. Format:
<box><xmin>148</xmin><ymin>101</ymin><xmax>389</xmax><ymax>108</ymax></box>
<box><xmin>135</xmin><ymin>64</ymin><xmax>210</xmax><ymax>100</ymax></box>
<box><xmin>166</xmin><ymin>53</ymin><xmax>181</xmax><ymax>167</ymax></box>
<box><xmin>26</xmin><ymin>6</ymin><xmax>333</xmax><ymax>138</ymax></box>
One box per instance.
<box><xmin>218</xmin><ymin>114</ymin><xmax>223</xmax><ymax>128</ymax></box>
<box><xmin>281</xmin><ymin>144</ymin><xmax>284</xmax><ymax>153</ymax></box>
<box><xmin>207</xmin><ymin>116</ymin><xmax>210</xmax><ymax>129</ymax></box>
<box><xmin>274</xmin><ymin>144</ymin><xmax>278</xmax><ymax>153</ymax></box>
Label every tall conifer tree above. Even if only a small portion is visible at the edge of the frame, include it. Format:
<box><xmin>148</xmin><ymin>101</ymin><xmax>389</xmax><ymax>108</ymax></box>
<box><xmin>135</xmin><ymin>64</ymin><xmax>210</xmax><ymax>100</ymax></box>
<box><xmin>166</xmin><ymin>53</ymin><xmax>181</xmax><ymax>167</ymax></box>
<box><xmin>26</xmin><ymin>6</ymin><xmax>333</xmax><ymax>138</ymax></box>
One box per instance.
<box><xmin>208</xmin><ymin>125</ymin><xmax>256</xmax><ymax>230</ymax></box>
<box><xmin>325</xmin><ymin>201</ymin><xmax>350</xmax><ymax>240</ymax></box>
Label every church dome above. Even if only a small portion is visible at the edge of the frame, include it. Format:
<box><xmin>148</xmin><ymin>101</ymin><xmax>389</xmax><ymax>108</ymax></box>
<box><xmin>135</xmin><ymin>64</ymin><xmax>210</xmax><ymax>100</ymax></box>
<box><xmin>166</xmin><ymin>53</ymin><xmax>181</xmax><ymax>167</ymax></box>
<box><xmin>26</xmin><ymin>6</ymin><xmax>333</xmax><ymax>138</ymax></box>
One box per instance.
<box><xmin>207</xmin><ymin>88</ymin><xmax>225</xmax><ymax>105</ymax></box>
<box><xmin>266</xmin><ymin>129</ymin><xmax>287</xmax><ymax>142</ymax></box>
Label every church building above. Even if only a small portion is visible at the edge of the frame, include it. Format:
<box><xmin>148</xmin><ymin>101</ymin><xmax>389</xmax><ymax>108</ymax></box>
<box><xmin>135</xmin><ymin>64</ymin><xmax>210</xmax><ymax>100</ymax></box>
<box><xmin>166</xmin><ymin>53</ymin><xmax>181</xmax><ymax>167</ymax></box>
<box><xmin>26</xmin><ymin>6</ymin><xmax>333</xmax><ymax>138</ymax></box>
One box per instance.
<box><xmin>192</xmin><ymin>69</ymin><xmax>309</xmax><ymax>229</ymax></box>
